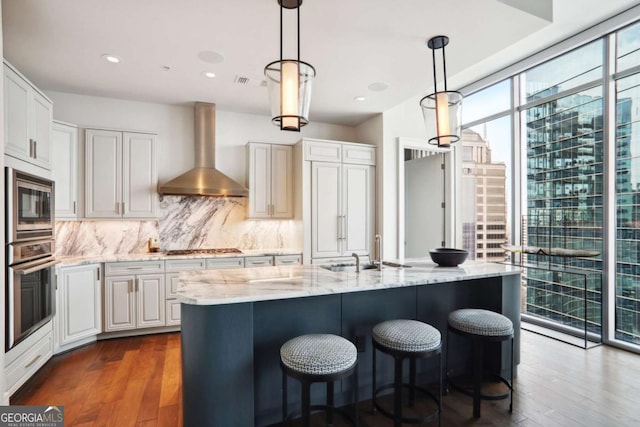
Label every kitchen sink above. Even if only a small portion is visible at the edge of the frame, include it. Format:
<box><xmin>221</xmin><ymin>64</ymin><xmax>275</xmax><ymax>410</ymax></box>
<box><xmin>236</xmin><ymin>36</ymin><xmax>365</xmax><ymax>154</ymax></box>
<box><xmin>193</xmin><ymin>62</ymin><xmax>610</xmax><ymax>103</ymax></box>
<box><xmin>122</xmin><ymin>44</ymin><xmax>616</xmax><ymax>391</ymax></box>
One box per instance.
<box><xmin>320</xmin><ymin>261</ymin><xmax>411</xmax><ymax>272</ymax></box>
<box><xmin>320</xmin><ymin>263</ymin><xmax>379</xmax><ymax>272</ymax></box>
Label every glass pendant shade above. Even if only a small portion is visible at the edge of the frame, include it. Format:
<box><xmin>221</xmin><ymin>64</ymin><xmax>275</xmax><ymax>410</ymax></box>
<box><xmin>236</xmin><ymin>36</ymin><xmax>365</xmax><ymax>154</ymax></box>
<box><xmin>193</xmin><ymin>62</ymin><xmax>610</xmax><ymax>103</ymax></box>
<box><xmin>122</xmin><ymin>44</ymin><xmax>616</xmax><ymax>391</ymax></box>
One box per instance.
<box><xmin>265</xmin><ymin>60</ymin><xmax>315</xmax><ymax>131</ymax></box>
<box><xmin>420</xmin><ymin>35</ymin><xmax>463</xmax><ymax>147</ymax></box>
<box><xmin>420</xmin><ymin>90</ymin><xmax>463</xmax><ymax>146</ymax></box>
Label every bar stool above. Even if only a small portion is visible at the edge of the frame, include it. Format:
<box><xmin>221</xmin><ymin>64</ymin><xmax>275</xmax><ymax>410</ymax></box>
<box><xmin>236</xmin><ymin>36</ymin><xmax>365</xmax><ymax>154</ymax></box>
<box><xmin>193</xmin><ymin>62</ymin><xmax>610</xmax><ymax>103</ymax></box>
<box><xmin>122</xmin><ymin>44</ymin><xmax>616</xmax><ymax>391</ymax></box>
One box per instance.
<box><xmin>280</xmin><ymin>334</ymin><xmax>359</xmax><ymax>427</ymax></box>
<box><xmin>372</xmin><ymin>319</ymin><xmax>442</xmax><ymax>427</ymax></box>
<box><xmin>446</xmin><ymin>308</ymin><xmax>514</xmax><ymax>418</ymax></box>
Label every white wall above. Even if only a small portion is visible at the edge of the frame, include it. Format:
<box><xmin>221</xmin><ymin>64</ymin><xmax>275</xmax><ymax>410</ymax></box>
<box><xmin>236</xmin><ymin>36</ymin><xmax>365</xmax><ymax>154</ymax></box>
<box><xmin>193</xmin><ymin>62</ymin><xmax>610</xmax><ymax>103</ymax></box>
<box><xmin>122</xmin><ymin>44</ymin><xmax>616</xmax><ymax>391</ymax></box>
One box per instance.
<box><xmin>379</xmin><ymin>94</ymin><xmax>431</xmax><ymax>259</ymax></box>
<box><xmin>45</xmin><ymin>91</ymin><xmax>358</xmax><ymax>186</ymax></box>
<box><xmin>0</xmin><ymin>1</ymin><xmax>8</xmax><ymax>405</ymax></box>
<box><xmin>355</xmin><ymin>114</ymin><xmax>384</xmax><ymax>235</ymax></box>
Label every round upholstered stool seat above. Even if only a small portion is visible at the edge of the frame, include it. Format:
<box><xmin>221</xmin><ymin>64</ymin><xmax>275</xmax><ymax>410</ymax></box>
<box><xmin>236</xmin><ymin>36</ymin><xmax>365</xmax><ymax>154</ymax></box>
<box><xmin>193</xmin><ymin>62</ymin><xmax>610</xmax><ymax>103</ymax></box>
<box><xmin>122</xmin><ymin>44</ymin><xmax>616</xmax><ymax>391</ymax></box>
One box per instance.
<box><xmin>446</xmin><ymin>309</ymin><xmax>514</xmax><ymax>419</ymax></box>
<box><xmin>280</xmin><ymin>334</ymin><xmax>359</xmax><ymax>427</ymax></box>
<box><xmin>448</xmin><ymin>309</ymin><xmax>514</xmax><ymax>337</ymax></box>
<box><xmin>373</xmin><ymin>319</ymin><xmax>441</xmax><ymax>353</ymax></box>
<box><xmin>281</xmin><ymin>334</ymin><xmax>357</xmax><ymax>375</ymax></box>
<box><xmin>372</xmin><ymin>320</ymin><xmax>442</xmax><ymax>427</ymax></box>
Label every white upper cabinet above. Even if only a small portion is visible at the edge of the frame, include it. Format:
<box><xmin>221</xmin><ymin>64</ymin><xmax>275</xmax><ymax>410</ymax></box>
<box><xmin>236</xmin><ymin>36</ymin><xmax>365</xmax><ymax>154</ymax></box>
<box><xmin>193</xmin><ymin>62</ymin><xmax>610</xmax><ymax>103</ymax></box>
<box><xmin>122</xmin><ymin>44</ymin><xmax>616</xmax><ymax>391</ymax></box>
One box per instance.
<box><xmin>3</xmin><ymin>62</ymin><xmax>53</xmax><ymax>170</ymax></box>
<box><xmin>247</xmin><ymin>142</ymin><xmax>293</xmax><ymax>219</ymax></box>
<box><xmin>122</xmin><ymin>132</ymin><xmax>158</xmax><ymax>218</ymax></box>
<box><xmin>85</xmin><ymin>129</ymin><xmax>157</xmax><ymax>218</ymax></box>
<box><xmin>51</xmin><ymin>121</ymin><xmax>79</xmax><ymax>219</ymax></box>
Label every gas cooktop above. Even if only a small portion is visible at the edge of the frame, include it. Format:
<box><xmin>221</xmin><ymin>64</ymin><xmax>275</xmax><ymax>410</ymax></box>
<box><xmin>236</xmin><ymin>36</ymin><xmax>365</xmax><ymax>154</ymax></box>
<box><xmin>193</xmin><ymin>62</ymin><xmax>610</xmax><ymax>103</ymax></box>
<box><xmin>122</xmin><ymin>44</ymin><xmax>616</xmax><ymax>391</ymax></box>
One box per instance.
<box><xmin>165</xmin><ymin>248</ymin><xmax>243</xmax><ymax>256</ymax></box>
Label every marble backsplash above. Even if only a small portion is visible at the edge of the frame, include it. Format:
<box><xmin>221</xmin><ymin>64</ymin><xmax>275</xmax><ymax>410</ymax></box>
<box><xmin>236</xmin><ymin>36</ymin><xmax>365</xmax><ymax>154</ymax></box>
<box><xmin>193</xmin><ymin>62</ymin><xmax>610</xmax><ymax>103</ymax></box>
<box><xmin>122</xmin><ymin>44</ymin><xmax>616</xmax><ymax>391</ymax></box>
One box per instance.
<box><xmin>55</xmin><ymin>196</ymin><xmax>300</xmax><ymax>257</ymax></box>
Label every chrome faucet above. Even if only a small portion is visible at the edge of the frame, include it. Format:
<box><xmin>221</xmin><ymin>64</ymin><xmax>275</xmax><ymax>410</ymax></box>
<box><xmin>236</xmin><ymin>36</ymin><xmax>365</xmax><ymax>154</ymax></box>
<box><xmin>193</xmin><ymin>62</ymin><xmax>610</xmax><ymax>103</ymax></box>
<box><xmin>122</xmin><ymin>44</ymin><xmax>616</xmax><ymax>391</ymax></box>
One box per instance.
<box><xmin>375</xmin><ymin>234</ymin><xmax>382</xmax><ymax>271</ymax></box>
<box><xmin>352</xmin><ymin>253</ymin><xmax>360</xmax><ymax>272</ymax></box>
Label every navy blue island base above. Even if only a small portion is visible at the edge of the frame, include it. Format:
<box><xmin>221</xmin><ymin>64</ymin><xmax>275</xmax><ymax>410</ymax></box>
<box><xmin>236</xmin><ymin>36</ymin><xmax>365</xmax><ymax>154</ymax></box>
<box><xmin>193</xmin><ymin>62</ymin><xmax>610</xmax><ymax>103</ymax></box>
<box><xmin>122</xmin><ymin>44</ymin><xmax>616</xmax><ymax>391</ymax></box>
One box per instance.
<box><xmin>180</xmin><ymin>272</ymin><xmax>520</xmax><ymax>427</ymax></box>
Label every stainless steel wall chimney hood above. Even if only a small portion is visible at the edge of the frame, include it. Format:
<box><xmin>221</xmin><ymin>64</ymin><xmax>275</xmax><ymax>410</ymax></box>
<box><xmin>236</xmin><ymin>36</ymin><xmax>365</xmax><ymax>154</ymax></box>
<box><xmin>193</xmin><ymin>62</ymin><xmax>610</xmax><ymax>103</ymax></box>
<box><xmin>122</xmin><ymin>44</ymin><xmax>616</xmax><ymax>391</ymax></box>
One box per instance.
<box><xmin>158</xmin><ymin>102</ymin><xmax>249</xmax><ymax>197</ymax></box>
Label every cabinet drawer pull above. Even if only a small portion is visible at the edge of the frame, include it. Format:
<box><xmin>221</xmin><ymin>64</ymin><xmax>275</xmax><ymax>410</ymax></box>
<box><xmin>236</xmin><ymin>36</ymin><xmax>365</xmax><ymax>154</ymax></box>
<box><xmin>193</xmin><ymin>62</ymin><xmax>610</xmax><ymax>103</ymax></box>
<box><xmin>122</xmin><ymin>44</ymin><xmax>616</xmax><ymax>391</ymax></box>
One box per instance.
<box><xmin>251</xmin><ymin>261</ymin><xmax>268</xmax><ymax>265</ymax></box>
<box><xmin>126</xmin><ymin>267</ymin><xmax>144</xmax><ymax>270</ymax></box>
<box><xmin>279</xmin><ymin>260</ymin><xmax>296</xmax><ymax>264</ymax></box>
<box><xmin>25</xmin><ymin>354</ymin><xmax>42</xmax><ymax>369</ymax></box>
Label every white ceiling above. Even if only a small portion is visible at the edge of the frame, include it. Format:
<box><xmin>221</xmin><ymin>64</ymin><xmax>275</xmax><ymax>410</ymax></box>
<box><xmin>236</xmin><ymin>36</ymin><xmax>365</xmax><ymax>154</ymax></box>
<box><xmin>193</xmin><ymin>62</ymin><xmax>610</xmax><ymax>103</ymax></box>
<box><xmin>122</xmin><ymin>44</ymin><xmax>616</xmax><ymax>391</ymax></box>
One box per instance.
<box><xmin>2</xmin><ymin>0</ymin><xmax>639</xmax><ymax>127</ymax></box>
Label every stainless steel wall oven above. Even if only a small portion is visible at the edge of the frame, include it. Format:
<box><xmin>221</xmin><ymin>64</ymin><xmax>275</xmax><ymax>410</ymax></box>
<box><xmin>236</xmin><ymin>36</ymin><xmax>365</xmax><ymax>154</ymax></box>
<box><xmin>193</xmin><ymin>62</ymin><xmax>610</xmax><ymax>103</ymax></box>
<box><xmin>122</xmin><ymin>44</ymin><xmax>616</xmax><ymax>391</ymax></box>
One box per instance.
<box><xmin>5</xmin><ymin>168</ymin><xmax>57</xmax><ymax>350</ymax></box>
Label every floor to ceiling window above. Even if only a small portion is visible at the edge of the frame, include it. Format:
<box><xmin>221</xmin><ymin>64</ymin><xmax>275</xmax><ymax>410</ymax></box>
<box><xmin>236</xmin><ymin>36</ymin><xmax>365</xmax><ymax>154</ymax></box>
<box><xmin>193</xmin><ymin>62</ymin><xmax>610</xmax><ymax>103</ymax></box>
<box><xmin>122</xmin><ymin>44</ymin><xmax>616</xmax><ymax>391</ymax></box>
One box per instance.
<box><xmin>460</xmin><ymin>81</ymin><xmax>512</xmax><ymax>263</ymax></box>
<box><xmin>458</xmin><ymin>9</ymin><xmax>640</xmax><ymax>351</ymax></box>
<box><xmin>615</xmin><ymin>21</ymin><xmax>640</xmax><ymax>345</ymax></box>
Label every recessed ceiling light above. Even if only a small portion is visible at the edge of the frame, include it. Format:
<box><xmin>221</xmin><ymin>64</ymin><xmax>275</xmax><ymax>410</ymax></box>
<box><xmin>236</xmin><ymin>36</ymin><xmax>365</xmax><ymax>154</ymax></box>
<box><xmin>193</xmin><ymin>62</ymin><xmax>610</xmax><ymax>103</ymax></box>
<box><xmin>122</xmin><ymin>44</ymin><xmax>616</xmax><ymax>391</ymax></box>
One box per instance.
<box><xmin>203</xmin><ymin>71</ymin><xmax>217</xmax><ymax>79</ymax></box>
<box><xmin>368</xmin><ymin>82</ymin><xmax>389</xmax><ymax>92</ymax></box>
<box><xmin>354</xmin><ymin>96</ymin><xmax>366</xmax><ymax>102</ymax></box>
<box><xmin>101</xmin><ymin>54</ymin><xmax>121</xmax><ymax>64</ymax></box>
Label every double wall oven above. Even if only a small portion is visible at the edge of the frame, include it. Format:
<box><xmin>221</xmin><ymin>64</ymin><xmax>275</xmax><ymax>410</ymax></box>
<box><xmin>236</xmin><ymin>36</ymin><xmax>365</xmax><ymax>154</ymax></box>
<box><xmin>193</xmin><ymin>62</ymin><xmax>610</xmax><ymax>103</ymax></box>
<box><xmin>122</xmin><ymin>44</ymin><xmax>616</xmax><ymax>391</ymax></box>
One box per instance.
<box><xmin>5</xmin><ymin>167</ymin><xmax>57</xmax><ymax>351</ymax></box>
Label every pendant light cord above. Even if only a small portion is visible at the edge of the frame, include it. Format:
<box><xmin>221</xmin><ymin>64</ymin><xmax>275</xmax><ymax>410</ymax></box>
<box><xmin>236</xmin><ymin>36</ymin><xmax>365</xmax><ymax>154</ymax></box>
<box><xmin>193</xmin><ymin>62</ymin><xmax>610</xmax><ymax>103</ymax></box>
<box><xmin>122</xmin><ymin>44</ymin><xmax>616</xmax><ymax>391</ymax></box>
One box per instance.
<box><xmin>279</xmin><ymin>3</ymin><xmax>283</xmax><ymax>61</ymax></box>
<box><xmin>297</xmin><ymin>5</ymin><xmax>301</xmax><ymax>62</ymax></box>
<box><xmin>431</xmin><ymin>46</ymin><xmax>438</xmax><ymax>93</ymax></box>
<box><xmin>442</xmin><ymin>44</ymin><xmax>448</xmax><ymax>91</ymax></box>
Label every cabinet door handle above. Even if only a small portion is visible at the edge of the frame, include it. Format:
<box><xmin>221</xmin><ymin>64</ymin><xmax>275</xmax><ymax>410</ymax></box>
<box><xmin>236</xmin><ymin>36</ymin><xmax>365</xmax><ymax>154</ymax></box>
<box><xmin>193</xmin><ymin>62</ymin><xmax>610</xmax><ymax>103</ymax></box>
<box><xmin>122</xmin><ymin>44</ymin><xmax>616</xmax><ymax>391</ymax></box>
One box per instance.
<box><xmin>122</xmin><ymin>202</ymin><xmax>125</xmax><ymax>215</ymax></box>
<box><xmin>136</xmin><ymin>278</ymin><xmax>139</xmax><ymax>292</ymax></box>
<box><xmin>29</xmin><ymin>139</ymin><xmax>33</xmax><ymax>157</ymax></box>
<box><xmin>33</xmin><ymin>140</ymin><xmax>37</xmax><ymax>159</ymax></box>
<box><xmin>24</xmin><ymin>354</ymin><xmax>42</xmax><ymax>369</ymax></box>
<box><xmin>73</xmin><ymin>201</ymin><xmax>77</xmax><ymax>214</ymax></box>
<box><xmin>337</xmin><ymin>216</ymin><xmax>342</xmax><ymax>240</ymax></box>
<box><xmin>342</xmin><ymin>215</ymin><xmax>347</xmax><ymax>241</ymax></box>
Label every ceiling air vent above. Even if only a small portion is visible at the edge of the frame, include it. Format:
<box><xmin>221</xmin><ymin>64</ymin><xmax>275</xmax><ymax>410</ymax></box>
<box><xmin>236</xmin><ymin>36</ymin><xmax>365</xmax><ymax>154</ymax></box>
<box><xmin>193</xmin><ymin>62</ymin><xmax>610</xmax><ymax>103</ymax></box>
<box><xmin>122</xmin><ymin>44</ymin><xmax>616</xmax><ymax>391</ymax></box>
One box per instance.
<box><xmin>234</xmin><ymin>75</ymin><xmax>267</xmax><ymax>88</ymax></box>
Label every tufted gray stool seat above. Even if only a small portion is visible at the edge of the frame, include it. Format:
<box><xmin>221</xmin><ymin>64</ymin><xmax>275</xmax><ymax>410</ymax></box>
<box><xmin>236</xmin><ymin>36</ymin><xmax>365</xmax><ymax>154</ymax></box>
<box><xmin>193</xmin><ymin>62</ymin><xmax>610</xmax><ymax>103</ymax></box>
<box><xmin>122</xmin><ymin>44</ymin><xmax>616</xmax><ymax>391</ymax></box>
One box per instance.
<box><xmin>281</xmin><ymin>334</ymin><xmax>357</xmax><ymax>375</ymax></box>
<box><xmin>373</xmin><ymin>319</ymin><xmax>441</xmax><ymax>353</ymax></box>
<box><xmin>280</xmin><ymin>334</ymin><xmax>359</xmax><ymax>427</ymax></box>
<box><xmin>372</xmin><ymin>320</ymin><xmax>442</xmax><ymax>427</ymax></box>
<box><xmin>447</xmin><ymin>308</ymin><xmax>514</xmax><ymax>419</ymax></box>
<box><xmin>448</xmin><ymin>309</ymin><xmax>514</xmax><ymax>337</ymax></box>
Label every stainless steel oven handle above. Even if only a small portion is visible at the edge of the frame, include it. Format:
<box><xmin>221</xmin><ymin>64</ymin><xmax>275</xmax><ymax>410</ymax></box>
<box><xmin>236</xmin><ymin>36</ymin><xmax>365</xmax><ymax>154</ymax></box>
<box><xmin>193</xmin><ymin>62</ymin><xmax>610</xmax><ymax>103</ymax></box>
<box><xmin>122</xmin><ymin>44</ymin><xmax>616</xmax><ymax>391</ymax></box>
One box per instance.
<box><xmin>13</xmin><ymin>258</ymin><xmax>60</xmax><ymax>275</ymax></box>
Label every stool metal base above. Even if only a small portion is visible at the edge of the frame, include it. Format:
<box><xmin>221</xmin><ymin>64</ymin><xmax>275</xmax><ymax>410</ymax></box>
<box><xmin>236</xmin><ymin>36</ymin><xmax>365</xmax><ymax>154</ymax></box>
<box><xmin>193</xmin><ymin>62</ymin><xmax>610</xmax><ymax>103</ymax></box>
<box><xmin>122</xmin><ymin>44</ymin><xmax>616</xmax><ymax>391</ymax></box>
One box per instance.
<box><xmin>372</xmin><ymin>339</ymin><xmax>442</xmax><ymax>427</ymax></box>
<box><xmin>446</xmin><ymin>325</ymin><xmax>514</xmax><ymax>418</ymax></box>
<box><xmin>281</xmin><ymin>361</ymin><xmax>359</xmax><ymax>427</ymax></box>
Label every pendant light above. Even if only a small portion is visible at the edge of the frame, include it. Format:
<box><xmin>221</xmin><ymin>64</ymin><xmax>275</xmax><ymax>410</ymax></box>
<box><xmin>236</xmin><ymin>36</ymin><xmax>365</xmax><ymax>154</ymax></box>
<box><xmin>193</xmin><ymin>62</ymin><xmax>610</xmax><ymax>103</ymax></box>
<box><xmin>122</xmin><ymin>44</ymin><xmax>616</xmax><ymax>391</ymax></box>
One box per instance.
<box><xmin>264</xmin><ymin>0</ymin><xmax>316</xmax><ymax>132</ymax></box>
<box><xmin>419</xmin><ymin>35</ymin><xmax>463</xmax><ymax>147</ymax></box>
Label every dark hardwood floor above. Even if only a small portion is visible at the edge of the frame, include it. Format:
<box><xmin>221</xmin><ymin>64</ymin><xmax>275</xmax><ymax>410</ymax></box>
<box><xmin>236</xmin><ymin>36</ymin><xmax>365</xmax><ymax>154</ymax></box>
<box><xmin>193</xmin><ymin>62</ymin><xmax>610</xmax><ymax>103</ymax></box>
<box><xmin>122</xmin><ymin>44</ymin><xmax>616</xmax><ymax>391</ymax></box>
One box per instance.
<box><xmin>12</xmin><ymin>330</ymin><xmax>640</xmax><ymax>426</ymax></box>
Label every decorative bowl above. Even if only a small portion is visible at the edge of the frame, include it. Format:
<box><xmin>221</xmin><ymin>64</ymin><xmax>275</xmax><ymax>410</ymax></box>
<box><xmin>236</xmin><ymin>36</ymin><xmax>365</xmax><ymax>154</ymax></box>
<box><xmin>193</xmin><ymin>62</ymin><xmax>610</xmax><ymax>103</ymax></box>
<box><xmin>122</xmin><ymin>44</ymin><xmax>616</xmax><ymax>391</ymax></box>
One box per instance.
<box><xmin>429</xmin><ymin>248</ymin><xmax>469</xmax><ymax>267</ymax></box>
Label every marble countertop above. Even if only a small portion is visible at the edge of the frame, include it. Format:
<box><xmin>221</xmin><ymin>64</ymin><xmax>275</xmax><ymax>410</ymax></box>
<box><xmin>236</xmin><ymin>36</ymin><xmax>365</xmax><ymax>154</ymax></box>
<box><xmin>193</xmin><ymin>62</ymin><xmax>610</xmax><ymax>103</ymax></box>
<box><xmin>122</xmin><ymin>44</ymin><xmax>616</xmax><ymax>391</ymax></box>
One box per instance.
<box><xmin>56</xmin><ymin>249</ymin><xmax>302</xmax><ymax>268</ymax></box>
<box><xmin>176</xmin><ymin>259</ymin><xmax>521</xmax><ymax>305</ymax></box>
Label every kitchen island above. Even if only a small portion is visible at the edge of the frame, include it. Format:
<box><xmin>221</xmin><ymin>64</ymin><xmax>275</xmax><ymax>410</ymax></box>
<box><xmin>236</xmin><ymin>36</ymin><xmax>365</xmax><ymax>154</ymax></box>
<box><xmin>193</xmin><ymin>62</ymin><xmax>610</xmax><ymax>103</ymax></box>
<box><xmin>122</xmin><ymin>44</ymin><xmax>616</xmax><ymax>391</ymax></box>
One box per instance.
<box><xmin>176</xmin><ymin>259</ymin><xmax>521</xmax><ymax>426</ymax></box>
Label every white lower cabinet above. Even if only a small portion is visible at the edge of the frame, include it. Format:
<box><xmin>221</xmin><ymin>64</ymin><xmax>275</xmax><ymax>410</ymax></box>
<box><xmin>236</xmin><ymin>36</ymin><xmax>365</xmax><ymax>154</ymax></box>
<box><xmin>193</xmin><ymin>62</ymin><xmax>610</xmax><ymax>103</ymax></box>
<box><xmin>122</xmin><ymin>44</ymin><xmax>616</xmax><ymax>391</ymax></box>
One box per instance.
<box><xmin>166</xmin><ymin>300</ymin><xmax>182</xmax><ymax>326</ymax></box>
<box><xmin>104</xmin><ymin>261</ymin><xmax>165</xmax><ymax>332</ymax></box>
<box><xmin>245</xmin><ymin>256</ymin><xmax>274</xmax><ymax>267</ymax></box>
<box><xmin>55</xmin><ymin>264</ymin><xmax>102</xmax><ymax>350</ymax></box>
<box><xmin>274</xmin><ymin>254</ymin><xmax>302</xmax><ymax>265</ymax></box>
<box><xmin>5</xmin><ymin>322</ymin><xmax>53</xmax><ymax>399</ymax></box>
